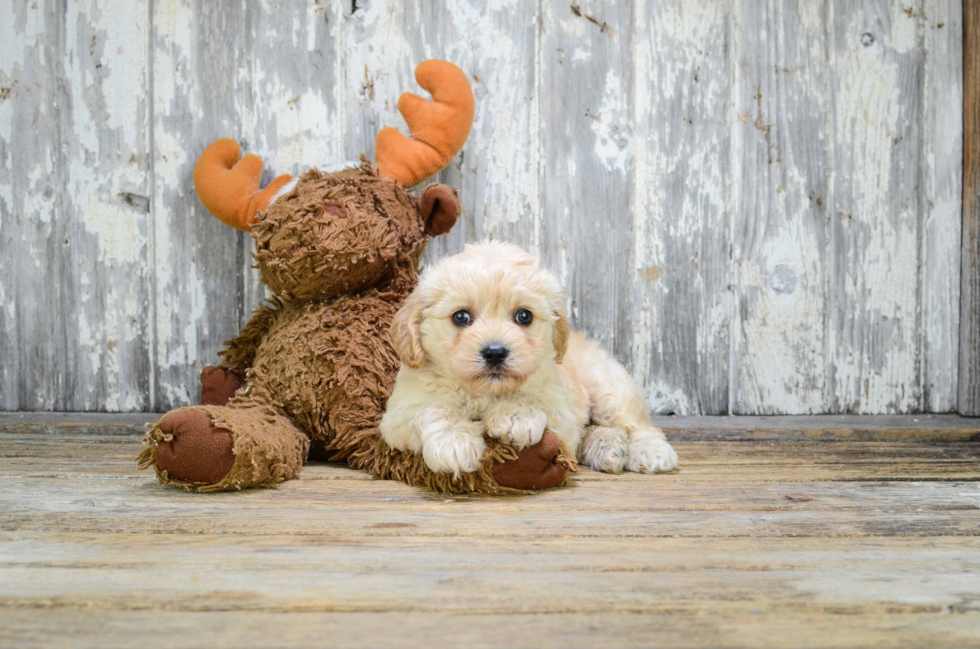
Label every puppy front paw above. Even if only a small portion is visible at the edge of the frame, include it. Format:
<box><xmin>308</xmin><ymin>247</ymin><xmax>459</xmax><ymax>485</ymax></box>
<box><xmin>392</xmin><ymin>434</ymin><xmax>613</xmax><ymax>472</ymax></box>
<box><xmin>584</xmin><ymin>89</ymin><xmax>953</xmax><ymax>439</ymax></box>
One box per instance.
<box><xmin>422</xmin><ymin>424</ymin><xmax>486</xmax><ymax>478</ymax></box>
<box><xmin>581</xmin><ymin>426</ymin><xmax>628</xmax><ymax>473</ymax></box>
<box><xmin>484</xmin><ymin>407</ymin><xmax>547</xmax><ymax>449</ymax></box>
<box><xmin>627</xmin><ymin>429</ymin><xmax>679</xmax><ymax>474</ymax></box>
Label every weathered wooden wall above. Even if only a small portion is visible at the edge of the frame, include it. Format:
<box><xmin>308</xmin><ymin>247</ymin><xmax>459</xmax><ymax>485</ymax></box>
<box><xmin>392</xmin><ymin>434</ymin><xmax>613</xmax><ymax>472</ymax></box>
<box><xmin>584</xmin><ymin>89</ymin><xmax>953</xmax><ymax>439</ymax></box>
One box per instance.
<box><xmin>962</xmin><ymin>0</ymin><xmax>980</xmax><ymax>416</ymax></box>
<box><xmin>0</xmin><ymin>0</ymin><xmax>966</xmax><ymax>414</ymax></box>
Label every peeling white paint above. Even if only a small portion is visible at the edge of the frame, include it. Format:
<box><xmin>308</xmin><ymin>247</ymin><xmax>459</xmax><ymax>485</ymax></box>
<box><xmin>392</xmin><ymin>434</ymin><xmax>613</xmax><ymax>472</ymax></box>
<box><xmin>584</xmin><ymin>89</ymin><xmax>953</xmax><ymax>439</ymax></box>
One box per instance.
<box><xmin>252</xmin><ymin>56</ymin><xmax>341</xmax><ymax>173</ymax></box>
<box><xmin>590</xmin><ymin>69</ymin><xmax>630</xmax><ymax>173</ymax></box>
<box><xmin>829</xmin><ymin>17</ymin><xmax>920</xmax><ymax>413</ymax></box>
<box><xmin>645</xmin><ymin>381</ymin><xmax>693</xmax><ymax>416</ymax></box>
<box><xmin>0</xmin><ymin>0</ymin><xmax>966</xmax><ymax>414</ymax></box>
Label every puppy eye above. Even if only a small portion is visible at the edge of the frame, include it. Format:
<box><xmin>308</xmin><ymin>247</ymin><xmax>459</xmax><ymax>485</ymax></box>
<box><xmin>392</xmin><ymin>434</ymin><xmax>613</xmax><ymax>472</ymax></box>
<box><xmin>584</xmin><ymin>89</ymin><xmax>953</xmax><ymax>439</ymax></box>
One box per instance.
<box><xmin>452</xmin><ymin>310</ymin><xmax>472</xmax><ymax>327</ymax></box>
<box><xmin>514</xmin><ymin>309</ymin><xmax>533</xmax><ymax>326</ymax></box>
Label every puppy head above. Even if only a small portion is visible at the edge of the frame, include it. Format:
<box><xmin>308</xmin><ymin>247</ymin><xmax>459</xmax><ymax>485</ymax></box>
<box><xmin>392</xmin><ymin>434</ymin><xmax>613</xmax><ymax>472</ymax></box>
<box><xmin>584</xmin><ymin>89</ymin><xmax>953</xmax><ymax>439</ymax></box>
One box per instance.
<box><xmin>390</xmin><ymin>241</ymin><xmax>569</xmax><ymax>395</ymax></box>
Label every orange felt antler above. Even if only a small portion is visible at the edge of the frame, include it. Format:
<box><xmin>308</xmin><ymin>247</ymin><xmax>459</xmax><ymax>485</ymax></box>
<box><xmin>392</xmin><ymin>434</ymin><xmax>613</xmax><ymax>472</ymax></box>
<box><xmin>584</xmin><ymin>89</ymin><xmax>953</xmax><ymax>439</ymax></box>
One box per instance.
<box><xmin>375</xmin><ymin>60</ymin><xmax>475</xmax><ymax>188</ymax></box>
<box><xmin>193</xmin><ymin>139</ymin><xmax>294</xmax><ymax>231</ymax></box>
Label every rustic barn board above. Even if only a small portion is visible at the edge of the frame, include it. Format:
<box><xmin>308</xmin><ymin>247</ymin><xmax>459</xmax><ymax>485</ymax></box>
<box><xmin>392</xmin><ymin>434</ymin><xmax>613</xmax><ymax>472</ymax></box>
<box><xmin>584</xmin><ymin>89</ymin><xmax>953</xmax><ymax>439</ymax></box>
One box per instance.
<box><xmin>0</xmin><ymin>0</ymin><xmax>152</xmax><ymax>411</ymax></box>
<box><xmin>66</xmin><ymin>0</ymin><xmax>153</xmax><ymax>412</ymax></box>
<box><xmin>342</xmin><ymin>2</ymin><xmax>425</xmax><ymax>176</ymax></box>
<box><xmin>240</xmin><ymin>0</ymin><xmax>345</xmax><ymax>317</ymax></box>
<box><xmin>2</xmin><ymin>610</ymin><xmax>979</xmax><ymax>649</ymax></box>
<box><xmin>150</xmin><ymin>0</ymin><xmax>254</xmax><ymax>409</ymax></box>
<box><xmin>0</xmin><ymin>0</ymin><xmax>67</xmax><ymax>411</ymax></box>
<box><xmin>730</xmin><ymin>0</ymin><xmax>831</xmax><ymax>414</ymax></box>
<box><xmin>962</xmin><ymin>0</ymin><xmax>980</xmax><ymax>416</ymax></box>
<box><xmin>540</xmin><ymin>1</ymin><xmax>634</xmax><ymax>363</ymax></box>
<box><xmin>631</xmin><ymin>1</ymin><xmax>731</xmax><ymax>415</ymax></box>
<box><xmin>0</xmin><ymin>0</ymin><xmax>968</xmax><ymax>414</ymax></box>
<box><xmin>1</xmin><ymin>420</ymin><xmax>979</xmax><ymax>647</ymax></box>
<box><xmin>828</xmin><ymin>0</ymin><xmax>925</xmax><ymax>413</ymax></box>
<box><xmin>342</xmin><ymin>0</ymin><xmax>540</xmax><ymax>263</ymax></box>
<box><xmin>3</xmin><ymin>533</ymin><xmax>980</xmax><ymax>614</ymax></box>
<box><xmin>422</xmin><ymin>0</ymin><xmax>542</xmax><ymax>260</ymax></box>
<box><xmin>922</xmin><ymin>0</ymin><xmax>962</xmax><ymax>412</ymax></box>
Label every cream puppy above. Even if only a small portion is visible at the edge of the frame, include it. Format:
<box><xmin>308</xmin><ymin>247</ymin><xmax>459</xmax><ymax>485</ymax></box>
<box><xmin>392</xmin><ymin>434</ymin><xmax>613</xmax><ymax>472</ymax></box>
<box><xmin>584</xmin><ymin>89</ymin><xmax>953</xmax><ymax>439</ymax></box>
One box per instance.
<box><xmin>380</xmin><ymin>241</ymin><xmax>678</xmax><ymax>478</ymax></box>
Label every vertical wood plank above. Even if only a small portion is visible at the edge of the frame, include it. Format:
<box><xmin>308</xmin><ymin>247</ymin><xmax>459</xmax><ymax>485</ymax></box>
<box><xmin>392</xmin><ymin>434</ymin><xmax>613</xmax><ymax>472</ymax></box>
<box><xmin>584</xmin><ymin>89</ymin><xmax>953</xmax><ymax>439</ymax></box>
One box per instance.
<box><xmin>631</xmin><ymin>1</ymin><xmax>730</xmax><ymax>414</ymax></box>
<box><xmin>962</xmin><ymin>0</ymin><xmax>980</xmax><ymax>415</ymax></box>
<box><xmin>921</xmin><ymin>0</ymin><xmax>962</xmax><ymax>412</ymax></box>
<box><xmin>0</xmin><ymin>0</ymin><xmax>151</xmax><ymax>411</ymax></box>
<box><xmin>828</xmin><ymin>0</ymin><xmax>924</xmax><ymax>413</ymax></box>
<box><xmin>343</xmin><ymin>1</ymin><xmax>426</xmax><ymax>173</ymax></box>
<box><xmin>0</xmin><ymin>0</ymin><xmax>66</xmax><ymax>410</ymax></box>
<box><xmin>417</xmin><ymin>0</ymin><xmax>541</xmax><ymax>263</ymax></box>
<box><xmin>343</xmin><ymin>0</ymin><xmax>540</xmax><ymax>265</ymax></box>
<box><xmin>150</xmin><ymin>0</ymin><xmax>251</xmax><ymax>410</ymax></box>
<box><xmin>240</xmin><ymin>0</ymin><xmax>345</xmax><ymax>319</ymax></box>
<box><xmin>539</xmin><ymin>0</ymin><xmax>634</xmax><ymax>362</ymax></box>
<box><xmin>730</xmin><ymin>0</ymin><xmax>831</xmax><ymax>414</ymax></box>
<box><xmin>64</xmin><ymin>0</ymin><xmax>152</xmax><ymax>411</ymax></box>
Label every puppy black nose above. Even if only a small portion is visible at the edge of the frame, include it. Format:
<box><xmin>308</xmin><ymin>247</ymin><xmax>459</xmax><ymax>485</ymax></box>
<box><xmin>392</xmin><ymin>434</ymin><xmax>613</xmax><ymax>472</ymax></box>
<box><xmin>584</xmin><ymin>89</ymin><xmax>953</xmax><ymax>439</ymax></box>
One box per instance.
<box><xmin>480</xmin><ymin>344</ymin><xmax>509</xmax><ymax>367</ymax></box>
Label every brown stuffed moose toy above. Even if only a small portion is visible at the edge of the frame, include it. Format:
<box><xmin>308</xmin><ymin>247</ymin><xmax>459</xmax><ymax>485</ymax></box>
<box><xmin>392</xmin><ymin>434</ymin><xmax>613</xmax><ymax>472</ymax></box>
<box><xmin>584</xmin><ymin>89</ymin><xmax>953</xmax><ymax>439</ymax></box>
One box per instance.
<box><xmin>138</xmin><ymin>60</ymin><xmax>574</xmax><ymax>493</ymax></box>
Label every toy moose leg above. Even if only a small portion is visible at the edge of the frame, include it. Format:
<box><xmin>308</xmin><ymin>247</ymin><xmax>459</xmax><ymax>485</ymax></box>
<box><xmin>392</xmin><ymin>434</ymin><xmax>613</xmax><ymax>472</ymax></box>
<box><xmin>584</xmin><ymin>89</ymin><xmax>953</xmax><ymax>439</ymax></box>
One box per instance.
<box><xmin>139</xmin><ymin>364</ymin><xmax>572</xmax><ymax>493</ymax></box>
<box><xmin>138</xmin><ymin>387</ymin><xmax>309</xmax><ymax>492</ymax></box>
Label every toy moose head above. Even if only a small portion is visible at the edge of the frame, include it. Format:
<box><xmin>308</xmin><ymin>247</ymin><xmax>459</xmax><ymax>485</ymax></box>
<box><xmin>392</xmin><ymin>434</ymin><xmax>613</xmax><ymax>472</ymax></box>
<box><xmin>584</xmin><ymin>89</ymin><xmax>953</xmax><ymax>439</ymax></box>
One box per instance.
<box><xmin>194</xmin><ymin>59</ymin><xmax>472</xmax><ymax>301</ymax></box>
<box><xmin>138</xmin><ymin>60</ymin><xmax>572</xmax><ymax>493</ymax></box>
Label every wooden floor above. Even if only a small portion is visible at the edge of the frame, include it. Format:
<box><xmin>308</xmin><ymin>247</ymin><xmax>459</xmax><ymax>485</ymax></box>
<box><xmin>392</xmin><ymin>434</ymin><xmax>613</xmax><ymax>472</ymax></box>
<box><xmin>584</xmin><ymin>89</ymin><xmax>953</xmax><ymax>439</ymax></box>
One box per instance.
<box><xmin>1</xmin><ymin>414</ymin><xmax>979</xmax><ymax>648</ymax></box>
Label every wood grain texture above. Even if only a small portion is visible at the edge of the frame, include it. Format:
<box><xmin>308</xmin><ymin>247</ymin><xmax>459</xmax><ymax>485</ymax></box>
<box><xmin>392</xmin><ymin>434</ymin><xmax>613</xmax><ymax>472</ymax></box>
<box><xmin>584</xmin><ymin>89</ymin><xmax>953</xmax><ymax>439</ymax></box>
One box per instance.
<box><xmin>1</xmin><ymin>418</ymin><xmax>979</xmax><ymax>647</ymax></box>
<box><xmin>540</xmin><ymin>0</ymin><xmax>634</xmax><ymax>364</ymax></box>
<box><xmin>0</xmin><ymin>0</ymin><xmax>967</xmax><ymax>415</ymax></box>
<box><xmin>342</xmin><ymin>0</ymin><xmax>540</xmax><ymax>263</ymax></box>
<box><xmin>922</xmin><ymin>0</ymin><xmax>962</xmax><ymax>412</ymax></box>
<box><xmin>150</xmin><ymin>0</ymin><xmax>253</xmax><ymax>409</ymax></box>
<box><xmin>422</xmin><ymin>0</ymin><xmax>541</xmax><ymax>261</ymax></box>
<box><xmin>828</xmin><ymin>0</ymin><xmax>925</xmax><ymax>413</ymax></box>
<box><xmin>2</xmin><ymin>610</ymin><xmax>979</xmax><ymax>649</ymax></box>
<box><xmin>0</xmin><ymin>0</ymin><xmax>152</xmax><ymax>411</ymax></box>
<box><xmin>240</xmin><ymin>0</ymin><xmax>345</xmax><ymax>318</ymax></box>
<box><xmin>632</xmin><ymin>1</ymin><xmax>730</xmax><ymax>415</ymax></box>
<box><xmin>962</xmin><ymin>0</ymin><xmax>980</xmax><ymax>415</ymax></box>
<box><xmin>730</xmin><ymin>0</ymin><xmax>830</xmax><ymax>414</ymax></box>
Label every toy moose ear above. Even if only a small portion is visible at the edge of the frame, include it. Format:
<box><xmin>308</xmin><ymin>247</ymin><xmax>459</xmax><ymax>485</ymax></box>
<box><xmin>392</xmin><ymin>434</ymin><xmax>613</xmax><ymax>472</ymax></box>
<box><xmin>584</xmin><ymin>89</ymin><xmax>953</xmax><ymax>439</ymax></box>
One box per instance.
<box><xmin>375</xmin><ymin>60</ymin><xmax>475</xmax><ymax>188</ymax></box>
<box><xmin>419</xmin><ymin>183</ymin><xmax>460</xmax><ymax>236</ymax></box>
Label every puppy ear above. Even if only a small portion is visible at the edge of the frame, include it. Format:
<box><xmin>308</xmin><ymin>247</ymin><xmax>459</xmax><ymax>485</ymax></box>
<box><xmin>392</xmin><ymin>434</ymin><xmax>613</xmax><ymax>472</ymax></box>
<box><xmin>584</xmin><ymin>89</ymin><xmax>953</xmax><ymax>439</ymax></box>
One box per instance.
<box><xmin>390</xmin><ymin>291</ymin><xmax>425</xmax><ymax>368</ymax></box>
<box><xmin>419</xmin><ymin>183</ymin><xmax>461</xmax><ymax>236</ymax></box>
<box><xmin>552</xmin><ymin>310</ymin><xmax>570</xmax><ymax>364</ymax></box>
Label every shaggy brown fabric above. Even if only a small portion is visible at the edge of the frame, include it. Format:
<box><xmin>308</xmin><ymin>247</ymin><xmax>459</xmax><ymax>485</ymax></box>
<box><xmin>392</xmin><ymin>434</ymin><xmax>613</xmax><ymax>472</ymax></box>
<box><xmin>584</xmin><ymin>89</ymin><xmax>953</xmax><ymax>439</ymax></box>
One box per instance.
<box><xmin>253</xmin><ymin>164</ymin><xmax>424</xmax><ymax>302</ymax></box>
<box><xmin>139</xmin><ymin>162</ymin><xmax>571</xmax><ymax>493</ymax></box>
<box><xmin>139</xmin><ymin>402</ymin><xmax>309</xmax><ymax>492</ymax></box>
<box><xmin>200</xmin><ymin>366</ymin><xmax>245</xmax><ymax>406</ymax></box>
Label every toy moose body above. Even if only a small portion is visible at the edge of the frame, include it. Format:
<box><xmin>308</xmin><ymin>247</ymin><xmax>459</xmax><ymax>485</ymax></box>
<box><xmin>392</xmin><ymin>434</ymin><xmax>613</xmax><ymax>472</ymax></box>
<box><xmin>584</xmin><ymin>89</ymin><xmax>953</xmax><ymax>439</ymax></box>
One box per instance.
<box><xmin>138</xmin><ymin>61</ymin><xmax>572</xmax><ymax>493</ymax></box>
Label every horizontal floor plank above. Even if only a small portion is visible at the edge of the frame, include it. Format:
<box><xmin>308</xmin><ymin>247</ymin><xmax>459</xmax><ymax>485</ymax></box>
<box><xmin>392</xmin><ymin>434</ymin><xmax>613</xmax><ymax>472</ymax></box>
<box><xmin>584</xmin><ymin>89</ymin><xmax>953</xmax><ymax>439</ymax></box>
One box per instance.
<box><xmin>1</xmin><ymin>533</ymin><xmax>978</xmax><ymax>615</ymax></box>
<box><xmin>2</xmin><ymin>416</ymin><xmax>978</xmax><ymax>647</ymax></box>
<box><xmin>3</xmin><ymin>413</ymin><xmax>979</xmax><ymax>441</ymax></box>
<box><xmin>1</xmin><ymin>610</ymin><xmax>977</xmax><ymax>649</ymax></box>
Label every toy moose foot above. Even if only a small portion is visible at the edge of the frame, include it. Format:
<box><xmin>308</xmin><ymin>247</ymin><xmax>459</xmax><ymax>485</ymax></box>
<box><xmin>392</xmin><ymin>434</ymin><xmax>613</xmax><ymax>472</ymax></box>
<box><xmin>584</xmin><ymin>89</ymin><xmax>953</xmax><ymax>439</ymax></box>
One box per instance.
<box><xmin>140</xmin><ymin>401</ymin><xmax>310</xmax><ymax>492</ymax></box>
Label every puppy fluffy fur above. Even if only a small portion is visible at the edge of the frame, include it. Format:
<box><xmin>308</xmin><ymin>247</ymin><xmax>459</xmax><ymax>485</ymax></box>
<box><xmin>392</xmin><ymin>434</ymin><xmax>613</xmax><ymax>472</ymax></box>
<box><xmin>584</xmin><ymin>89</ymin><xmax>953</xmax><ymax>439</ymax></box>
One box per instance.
<box><xmin>380</xmin><ymin>241</ymin><xmax>678</xmax><ymax>478</ymax></box>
